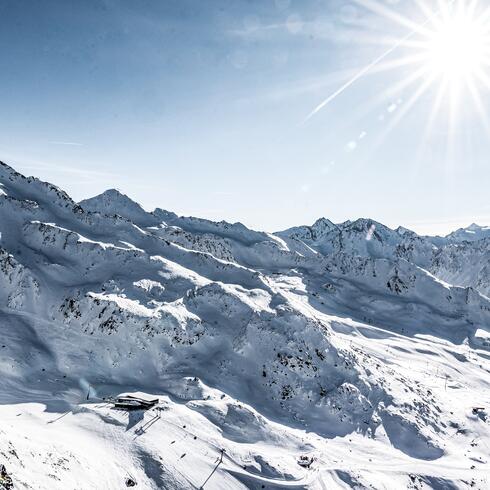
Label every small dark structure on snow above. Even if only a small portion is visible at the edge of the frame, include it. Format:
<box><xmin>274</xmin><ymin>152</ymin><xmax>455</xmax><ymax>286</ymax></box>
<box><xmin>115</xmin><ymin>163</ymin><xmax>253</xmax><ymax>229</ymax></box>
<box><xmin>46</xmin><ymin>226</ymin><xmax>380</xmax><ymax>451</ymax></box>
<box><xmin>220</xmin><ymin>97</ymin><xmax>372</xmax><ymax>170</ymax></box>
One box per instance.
<box><xmin>297</xmin><ymin>455</ymin><xmax>314</xmax><ymax>468</ymax></box>
<box><xmin>125</xmin><ymin>476</ymin><xmax>137</xmax><ymax>487</ymax></box>
<box><xmin>112</xmin><ymin>395</ymin><xmax>159</xmax><ymax>410</ymax></box>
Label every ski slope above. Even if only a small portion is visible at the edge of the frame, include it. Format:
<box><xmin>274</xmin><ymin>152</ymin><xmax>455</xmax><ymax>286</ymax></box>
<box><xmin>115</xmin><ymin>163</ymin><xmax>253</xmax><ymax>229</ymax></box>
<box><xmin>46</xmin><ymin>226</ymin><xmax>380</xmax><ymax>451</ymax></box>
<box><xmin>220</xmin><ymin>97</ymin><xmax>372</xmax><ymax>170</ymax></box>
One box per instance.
<box><xmin>0</xmin><ymin>161</ymin><xmax>489</xmax><ymax>489</ymax></box>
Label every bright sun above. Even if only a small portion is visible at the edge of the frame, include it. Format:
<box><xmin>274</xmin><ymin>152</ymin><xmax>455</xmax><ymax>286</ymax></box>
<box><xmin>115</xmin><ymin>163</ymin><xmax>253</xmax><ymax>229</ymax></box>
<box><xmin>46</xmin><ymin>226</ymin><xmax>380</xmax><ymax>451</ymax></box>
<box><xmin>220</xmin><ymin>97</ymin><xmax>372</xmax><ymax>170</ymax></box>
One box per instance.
<box><xmin>308</xmin><ymin>0</ymin><xmax>490</xmax><ymax>133</ymax></box>
<box><xmin>370</xmin><ymin>0</ymin><xmax>490</xmax><ymax>134</ymax></box>
<box><xmin>423</xmin><ymin>4</ymin><xmax>490</xmax><ymax>85</ymax></box>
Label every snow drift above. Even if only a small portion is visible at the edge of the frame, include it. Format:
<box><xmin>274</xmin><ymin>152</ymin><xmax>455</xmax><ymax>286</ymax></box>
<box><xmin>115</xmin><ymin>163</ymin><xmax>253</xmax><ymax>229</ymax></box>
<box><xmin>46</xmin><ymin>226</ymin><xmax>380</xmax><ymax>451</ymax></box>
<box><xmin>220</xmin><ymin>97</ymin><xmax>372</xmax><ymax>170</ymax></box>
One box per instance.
<box><xmin>0</xmin><ymin>161</ymin><xmax>489</xmax><ymax>489</ymax></box>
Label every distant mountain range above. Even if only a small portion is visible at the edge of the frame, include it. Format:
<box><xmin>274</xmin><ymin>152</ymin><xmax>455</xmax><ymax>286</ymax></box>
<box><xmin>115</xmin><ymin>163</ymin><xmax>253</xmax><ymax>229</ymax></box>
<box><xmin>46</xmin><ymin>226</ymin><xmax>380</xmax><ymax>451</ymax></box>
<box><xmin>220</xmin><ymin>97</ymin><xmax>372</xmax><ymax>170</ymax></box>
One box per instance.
<box><xmin>1</xmin><ymin>160</ymin><xmax>489</xmax><ymax>489</ymax></box>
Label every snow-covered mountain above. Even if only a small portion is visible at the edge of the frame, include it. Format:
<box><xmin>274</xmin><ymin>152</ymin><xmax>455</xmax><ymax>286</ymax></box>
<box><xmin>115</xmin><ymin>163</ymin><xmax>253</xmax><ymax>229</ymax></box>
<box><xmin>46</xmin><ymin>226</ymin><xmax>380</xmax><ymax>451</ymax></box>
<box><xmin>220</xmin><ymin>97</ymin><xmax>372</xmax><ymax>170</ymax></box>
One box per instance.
<box><xmin>446</xmin><ymin>223</ymin><xmax>490</xmax><ymax>243</ymax></box>
<box><xmin>0</xmin><ymin>161</ymin><xmax>489</xmax><ymax>489</ymax></box>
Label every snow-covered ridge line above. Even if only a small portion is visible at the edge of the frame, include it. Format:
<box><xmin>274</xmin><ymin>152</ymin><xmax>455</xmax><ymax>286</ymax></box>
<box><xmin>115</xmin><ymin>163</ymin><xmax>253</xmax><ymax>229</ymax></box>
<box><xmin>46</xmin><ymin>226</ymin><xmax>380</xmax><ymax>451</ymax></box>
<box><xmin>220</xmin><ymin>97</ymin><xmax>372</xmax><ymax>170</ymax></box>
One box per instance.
<box><xmin>0</xmin><ymin>161</ymin><xmax>489</xmax><ymax>489</ymax></box>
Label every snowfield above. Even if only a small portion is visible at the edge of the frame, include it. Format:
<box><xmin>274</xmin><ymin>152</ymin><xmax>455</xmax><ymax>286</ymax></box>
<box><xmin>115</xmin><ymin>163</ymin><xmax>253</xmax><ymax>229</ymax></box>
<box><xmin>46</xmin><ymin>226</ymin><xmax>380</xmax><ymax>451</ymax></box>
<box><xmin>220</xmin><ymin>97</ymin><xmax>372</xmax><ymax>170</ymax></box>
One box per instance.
<box><xmin>0</xmin><ymin>161</ymin><xmax>489</xmax><ymax>489</ymax></box>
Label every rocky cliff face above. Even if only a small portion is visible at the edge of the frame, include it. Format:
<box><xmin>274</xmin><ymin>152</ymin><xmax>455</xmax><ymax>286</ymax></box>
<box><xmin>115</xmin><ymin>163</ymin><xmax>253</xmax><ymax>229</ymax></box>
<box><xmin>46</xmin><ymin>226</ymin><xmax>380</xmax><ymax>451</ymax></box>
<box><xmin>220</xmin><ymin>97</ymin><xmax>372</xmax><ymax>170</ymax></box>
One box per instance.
<box><xmin>0</xmin><ymin>161</ymin><xmax>489</xmax><ymax>489</ymax></box>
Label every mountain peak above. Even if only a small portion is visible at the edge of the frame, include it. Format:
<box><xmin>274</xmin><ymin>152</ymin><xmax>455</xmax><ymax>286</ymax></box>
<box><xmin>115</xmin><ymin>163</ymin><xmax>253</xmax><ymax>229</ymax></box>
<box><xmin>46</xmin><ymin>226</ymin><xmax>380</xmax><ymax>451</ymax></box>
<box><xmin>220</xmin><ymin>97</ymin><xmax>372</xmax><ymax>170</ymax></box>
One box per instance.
<box><xmin>87</xmin><ymin>188</ymin><xmax>133</xmax><ymax>202</ymax></box>
<box><xmin>395</xmin><ymin>225</ymin><xmax>416</xmax><ymax>236</ymax></box>
<box><xmin>446</xmin><ymin>222</ymin><xmax>490</xmax><ymax>242</ymax></box>
<box><xmin>311</xmin><ymin>217</ymin><xmax>336</xmax><ymax>234</ymax></box>
<box><xmin>0</xmin><ymin>162</ymin><xmax>489</xmax><ymax>489</ymax></box>
<box><xmin>79</xmin><ymin>189</ymin><xmax>157</xmax><ymax>226</ymax></box>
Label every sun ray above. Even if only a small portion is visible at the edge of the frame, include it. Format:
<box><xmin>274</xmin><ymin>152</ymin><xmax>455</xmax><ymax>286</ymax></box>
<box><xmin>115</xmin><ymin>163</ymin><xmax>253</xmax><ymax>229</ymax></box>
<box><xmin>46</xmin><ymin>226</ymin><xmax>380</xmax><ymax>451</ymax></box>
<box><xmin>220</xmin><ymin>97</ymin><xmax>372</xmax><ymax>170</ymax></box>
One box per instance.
<box><xmin>413</xmin><ymin>0</ymin><xmax>438</xmax><ymax>20</ymax></box>
<box><xmin>424</xmin><ymin>78</ymin><xmax>449</xmax><ymax>140</ymax></box>
<box><xmin>351</xmin><ymin>72</ymin><xmax>436</xmax><ymax>172</ymax></box>
<box><xmin>381</xmin><ymin>74</ymin><xmax>436</xmax><ymax>141</ymax></box>
<box><xmin>367</xmin><ymin>53</ymin><xmax>432</xmax><ymax>73</ymax></box>
<box><xmin>410</xmin><ymin>78</ymin><xmax>450</xmax><ymax>183</ymax></box>
<box><xmin>476</xmin><ymin>6</ymin><xmax>490</xmax><ymax>32</ymax></box>
<box><xmin>306</xmin><ymin>0</ymin><xmax>490</xmax><ymax>148</ymax></box>
<box><xmin>353</xmin><ymin>0</ymin><xmax>434</xmax><ymax>38</ymax></box>
<box><xmin>465</xmin><ymin>75</ymin><xmax>490</xmax><ymax>134</ymax></box>
<box><xmin>343</xmin><ymin>72</ymin><xmax>438</xmax><ymax>184</ymax></box>
<box><xmin>474</xmin><ymin>65</ymin><xmax>490</xmax><ymax>89</ymax></box>
<box><xmin>350</xmin><ymin>65</ymin><xmax>429</xmax><ymax>119</ymax></box>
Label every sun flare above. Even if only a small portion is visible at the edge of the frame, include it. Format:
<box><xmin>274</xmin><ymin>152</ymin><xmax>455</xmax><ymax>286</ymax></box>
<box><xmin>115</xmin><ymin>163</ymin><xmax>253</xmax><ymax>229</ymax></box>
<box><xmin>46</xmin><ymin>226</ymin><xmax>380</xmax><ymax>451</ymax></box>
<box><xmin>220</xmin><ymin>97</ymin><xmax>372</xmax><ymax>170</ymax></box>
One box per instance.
<box><xmin>307</xmin><ymin>0</ymin><xmax>490</xmax><ymax>130</ymax></box>
<box><xmin>422</xmin><ymin>4</ymin><xmax>490</xmax><ymax>85</ymax></box>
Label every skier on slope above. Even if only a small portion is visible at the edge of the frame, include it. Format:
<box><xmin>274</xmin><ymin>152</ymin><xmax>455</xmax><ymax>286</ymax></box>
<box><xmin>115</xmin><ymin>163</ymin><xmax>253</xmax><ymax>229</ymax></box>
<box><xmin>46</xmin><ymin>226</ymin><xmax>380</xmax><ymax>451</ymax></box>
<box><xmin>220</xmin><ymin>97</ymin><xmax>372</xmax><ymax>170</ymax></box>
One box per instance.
<box><xmin>0</xmin><ymin>465</ymin><xmax>13</xmax><ymax>490</ymax></box>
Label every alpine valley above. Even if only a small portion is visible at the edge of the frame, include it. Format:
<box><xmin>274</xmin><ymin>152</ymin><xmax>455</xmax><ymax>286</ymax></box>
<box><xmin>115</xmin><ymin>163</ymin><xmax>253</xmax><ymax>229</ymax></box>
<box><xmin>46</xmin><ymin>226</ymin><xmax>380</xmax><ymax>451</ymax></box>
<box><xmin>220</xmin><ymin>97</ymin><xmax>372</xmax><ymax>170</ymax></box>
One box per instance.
<box><xmin>0</xmin><ymin>161</ymin><xmax>489</xmax><ymax>489</ymax></box>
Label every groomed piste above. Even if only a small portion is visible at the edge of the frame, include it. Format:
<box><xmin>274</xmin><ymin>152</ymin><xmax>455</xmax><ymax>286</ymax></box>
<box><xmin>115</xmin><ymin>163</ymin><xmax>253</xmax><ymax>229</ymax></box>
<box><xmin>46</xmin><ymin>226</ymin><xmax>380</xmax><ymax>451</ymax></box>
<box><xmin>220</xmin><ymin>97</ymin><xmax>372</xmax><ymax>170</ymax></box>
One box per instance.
<box><xmin>0</xmin><ymin>161</ymin><xmax>489</xmax><ymax>489</ymax></box>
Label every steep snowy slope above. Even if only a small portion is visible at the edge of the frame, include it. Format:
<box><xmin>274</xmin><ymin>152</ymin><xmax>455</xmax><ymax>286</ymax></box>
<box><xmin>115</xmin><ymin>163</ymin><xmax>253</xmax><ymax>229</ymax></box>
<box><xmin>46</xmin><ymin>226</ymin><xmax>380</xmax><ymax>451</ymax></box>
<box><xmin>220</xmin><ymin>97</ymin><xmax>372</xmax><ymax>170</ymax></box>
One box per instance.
<box><xmin>79</xmin><ymin>188</ymin><xmax>160</xmax><ymax>227</ymax></box>
<box><xmin>0</xmin><ymin>161</ymin><xmax>489</xmax><ymax>489</ymax></box>
<box><xmin>446</xmin><ymin>223</ymin><xmax>490</xmax><ymax>243</ymax></box>
<box><xmin>277</xmin><ymin>218</ymin><xmax>439</xmax><ymax>267</ymax></box>
<box><xmin>277</xmin><ymin>218</ymin><xmax>490</xmax><ymax>297</ymax></box>
<box><xmin>430</xmin><ymin>239</ymin><xmax>490</xmax><ymax>297</ymax></box>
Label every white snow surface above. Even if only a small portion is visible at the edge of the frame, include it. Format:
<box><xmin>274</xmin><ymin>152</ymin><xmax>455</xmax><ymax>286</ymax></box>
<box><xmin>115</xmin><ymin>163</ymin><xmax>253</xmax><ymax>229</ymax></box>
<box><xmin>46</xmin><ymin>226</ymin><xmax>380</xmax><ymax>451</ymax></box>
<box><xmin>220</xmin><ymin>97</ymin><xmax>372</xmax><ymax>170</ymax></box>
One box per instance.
<box><xmin>446</xmin><ymin>223</ymin><xmax>490</xmax><ymax>243</ymax></box>
<box><xmin>0</xmin><ymin>161</ymin><xmax>489</xmax><ymax>489</ymax></box>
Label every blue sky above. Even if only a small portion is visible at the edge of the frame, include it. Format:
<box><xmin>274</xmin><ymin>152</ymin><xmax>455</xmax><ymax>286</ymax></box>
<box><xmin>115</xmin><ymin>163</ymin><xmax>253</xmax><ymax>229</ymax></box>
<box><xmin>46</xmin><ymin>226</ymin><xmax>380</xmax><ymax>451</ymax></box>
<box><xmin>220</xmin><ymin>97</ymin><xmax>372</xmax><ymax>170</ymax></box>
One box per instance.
<box><xmin>1</xmin><ymin>0</ymin><xmax>489</xmax><ymax>235</ymax></box>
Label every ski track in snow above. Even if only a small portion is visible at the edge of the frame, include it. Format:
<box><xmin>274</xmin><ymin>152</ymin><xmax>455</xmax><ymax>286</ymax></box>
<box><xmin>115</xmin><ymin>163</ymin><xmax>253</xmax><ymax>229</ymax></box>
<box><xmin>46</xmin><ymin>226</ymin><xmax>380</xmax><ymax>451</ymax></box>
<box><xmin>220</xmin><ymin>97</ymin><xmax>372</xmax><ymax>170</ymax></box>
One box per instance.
<box><xmin>0</xmin><ymin>161</ymin><xmax>489</xmax><ymax>489</ymax></box>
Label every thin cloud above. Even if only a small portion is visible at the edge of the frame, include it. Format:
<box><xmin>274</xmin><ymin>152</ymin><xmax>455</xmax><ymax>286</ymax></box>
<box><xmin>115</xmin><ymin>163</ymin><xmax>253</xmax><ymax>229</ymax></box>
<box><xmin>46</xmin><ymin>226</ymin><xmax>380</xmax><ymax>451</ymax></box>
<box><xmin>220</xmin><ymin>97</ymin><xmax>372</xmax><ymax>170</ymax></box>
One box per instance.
<box><xmin>303</xmin><ymin>0</ymin><xmax>453</xmax><ymax>122</ymax></box>
<box><xmin>406</xmin><ymin>216</ymin><xmax>490</xmax><ymax>236</ymax></box>
<box><xmin>49</xmin><ymin>141</ymin><xmax>84</xmax><ymax>146</ymax></box>
<box><xmin>303</xmin><ymin>29</ymin><xmax>415</xmax><ymax>123</ymax></box>
<box><xmin>228</xmin><ymin>18</ymin><xmax>358</xmax><ymax>43</ymax></box>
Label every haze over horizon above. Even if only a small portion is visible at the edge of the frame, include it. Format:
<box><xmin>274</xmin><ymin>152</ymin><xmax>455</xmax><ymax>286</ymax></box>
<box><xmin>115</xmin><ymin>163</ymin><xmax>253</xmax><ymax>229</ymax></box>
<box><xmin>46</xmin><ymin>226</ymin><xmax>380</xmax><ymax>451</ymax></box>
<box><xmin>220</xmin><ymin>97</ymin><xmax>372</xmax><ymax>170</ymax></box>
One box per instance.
<box><xmin>1</xmin><ymin>2</ymin><xmax>490</xmax><ymax>488</ymax></box>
